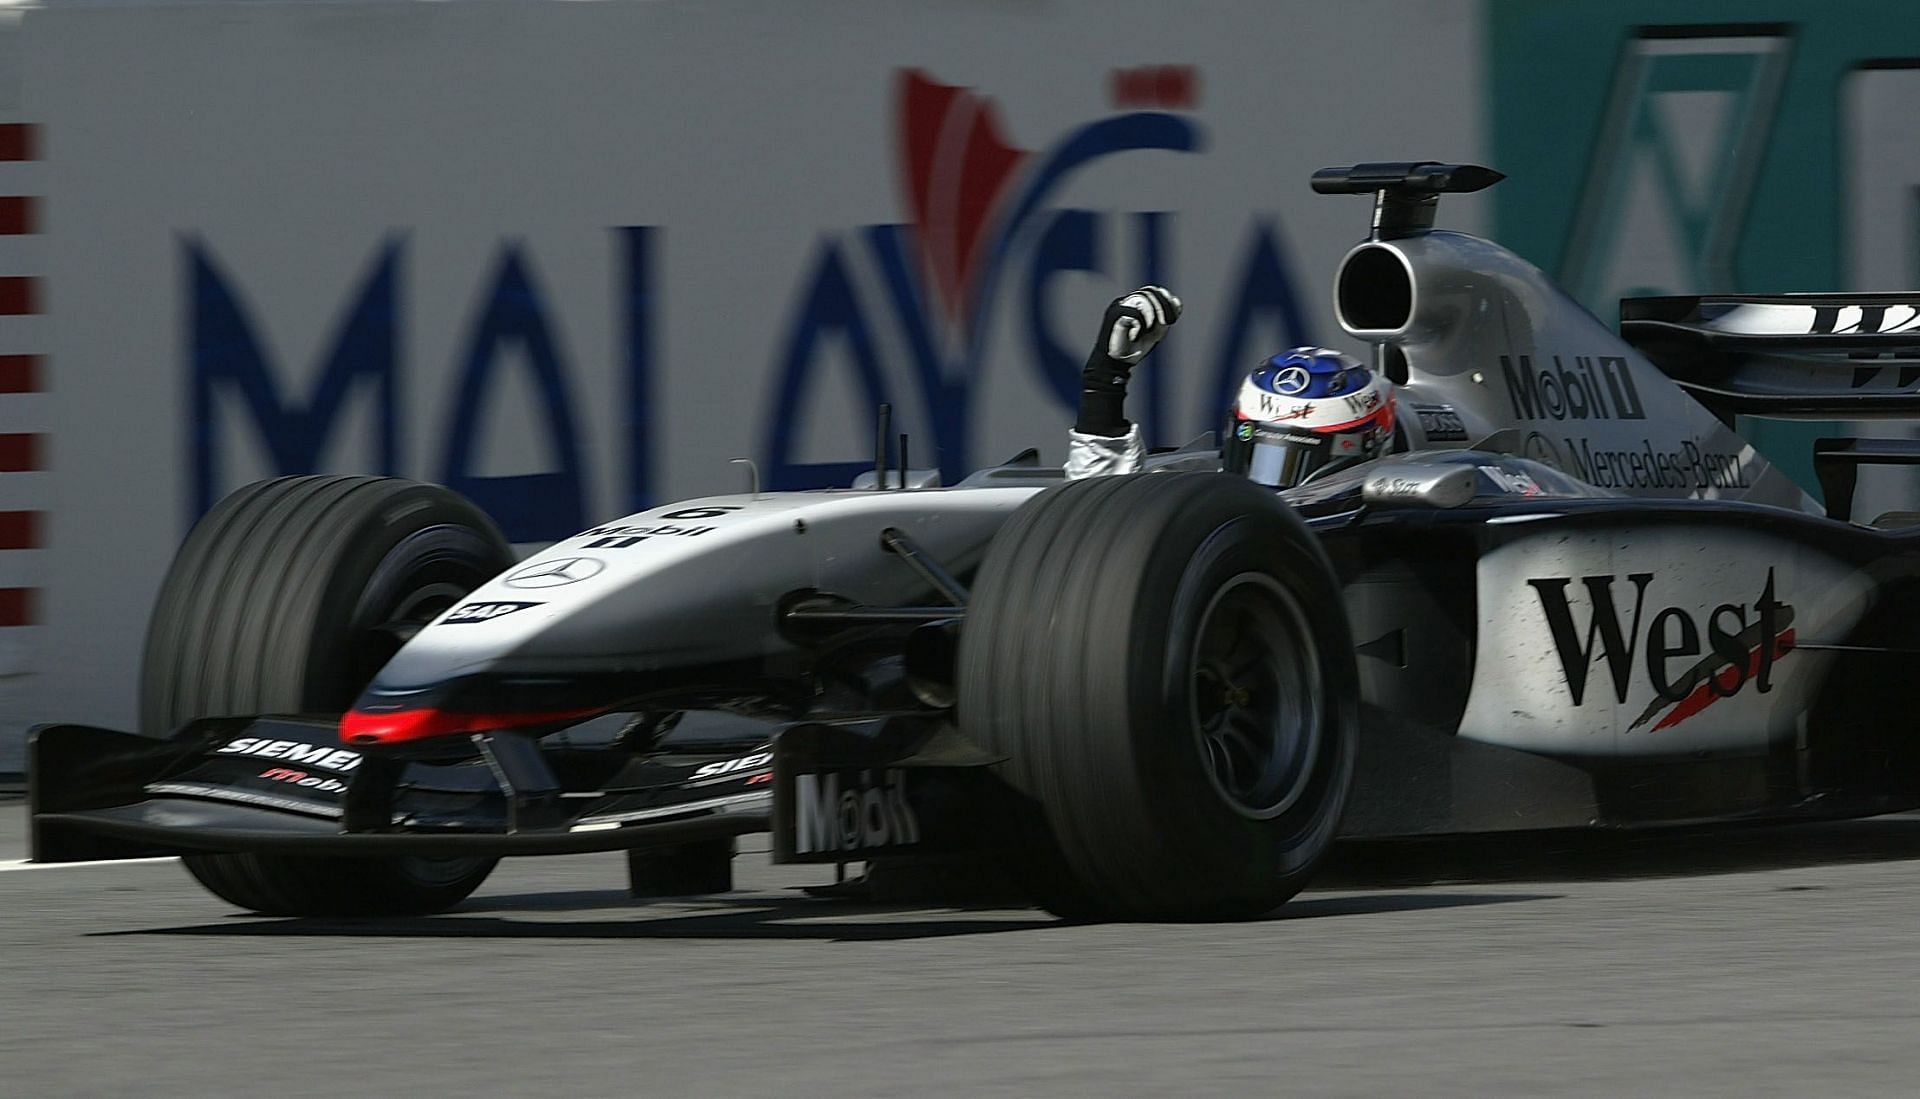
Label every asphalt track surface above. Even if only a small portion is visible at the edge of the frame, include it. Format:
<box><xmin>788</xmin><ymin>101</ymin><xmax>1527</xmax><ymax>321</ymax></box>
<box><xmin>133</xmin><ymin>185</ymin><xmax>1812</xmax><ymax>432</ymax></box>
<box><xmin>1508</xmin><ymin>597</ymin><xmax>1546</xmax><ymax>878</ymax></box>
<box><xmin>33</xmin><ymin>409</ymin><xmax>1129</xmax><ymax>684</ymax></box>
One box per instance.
<box><xmin>8</xmin><ymin>804</ymin><xmax>1920</xmax><ymax>1096</ymax></box>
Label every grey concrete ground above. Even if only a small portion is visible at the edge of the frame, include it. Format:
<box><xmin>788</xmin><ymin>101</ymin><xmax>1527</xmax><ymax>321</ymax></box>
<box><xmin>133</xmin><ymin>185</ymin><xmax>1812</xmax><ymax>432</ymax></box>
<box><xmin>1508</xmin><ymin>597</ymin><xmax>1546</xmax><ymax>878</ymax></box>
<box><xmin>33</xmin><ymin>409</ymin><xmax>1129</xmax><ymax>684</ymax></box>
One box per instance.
<box><xmin>6</xmin><ymin>804</ymin><xmax>1920</xmax><ymax>1097</ymax></box>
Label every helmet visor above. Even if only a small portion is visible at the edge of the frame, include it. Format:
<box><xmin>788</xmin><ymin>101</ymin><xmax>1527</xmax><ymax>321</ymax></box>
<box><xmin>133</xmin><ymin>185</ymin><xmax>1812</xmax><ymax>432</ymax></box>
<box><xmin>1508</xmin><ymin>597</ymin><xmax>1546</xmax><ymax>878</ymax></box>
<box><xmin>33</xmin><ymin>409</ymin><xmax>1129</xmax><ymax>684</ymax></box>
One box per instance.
<box><xmin>1223</xmin><ymin>421</ymin><xmax>1333</xmax><ymax>488</ymax></box>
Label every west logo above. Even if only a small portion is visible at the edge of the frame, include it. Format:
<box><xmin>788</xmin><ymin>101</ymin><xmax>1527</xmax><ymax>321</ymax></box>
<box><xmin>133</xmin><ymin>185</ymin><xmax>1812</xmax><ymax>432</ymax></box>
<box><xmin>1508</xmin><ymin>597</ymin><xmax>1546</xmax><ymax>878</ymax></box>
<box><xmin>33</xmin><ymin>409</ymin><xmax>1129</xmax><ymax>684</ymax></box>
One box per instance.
<box><xmin>1501</xmin><ymin>354</ymin><xmax>1645</xmax><ymax>422</ymax></box>
<box><xmin>1526</xmin><ymin>569</ymin><xmax>1794</xmax><ymax>730</ymax></box>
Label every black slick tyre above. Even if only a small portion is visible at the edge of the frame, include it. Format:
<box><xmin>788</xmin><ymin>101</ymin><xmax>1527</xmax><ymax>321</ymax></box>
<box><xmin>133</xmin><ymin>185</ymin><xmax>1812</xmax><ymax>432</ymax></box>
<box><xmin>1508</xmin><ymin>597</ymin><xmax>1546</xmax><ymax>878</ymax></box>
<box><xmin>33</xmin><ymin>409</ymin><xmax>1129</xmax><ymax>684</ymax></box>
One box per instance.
<box><xmin>141</xmin><ymin>475</ymin><xmax>515</xmax><ymax>917</ymax></box>
<box><xmin>956</xmin><ymin>472</ymin><xmax>1358</xmax><ymax>920</ymax></box>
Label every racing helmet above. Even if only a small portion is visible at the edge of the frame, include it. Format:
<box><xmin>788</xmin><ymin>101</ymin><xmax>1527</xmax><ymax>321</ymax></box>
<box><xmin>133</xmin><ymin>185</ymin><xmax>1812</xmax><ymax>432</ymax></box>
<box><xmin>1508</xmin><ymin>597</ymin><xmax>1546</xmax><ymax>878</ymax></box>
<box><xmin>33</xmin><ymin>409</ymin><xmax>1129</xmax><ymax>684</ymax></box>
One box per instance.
<box><xmin>1222</xmin><ymin>348</ymin><xmax>1396</xmax><ymax>488</ymax></box>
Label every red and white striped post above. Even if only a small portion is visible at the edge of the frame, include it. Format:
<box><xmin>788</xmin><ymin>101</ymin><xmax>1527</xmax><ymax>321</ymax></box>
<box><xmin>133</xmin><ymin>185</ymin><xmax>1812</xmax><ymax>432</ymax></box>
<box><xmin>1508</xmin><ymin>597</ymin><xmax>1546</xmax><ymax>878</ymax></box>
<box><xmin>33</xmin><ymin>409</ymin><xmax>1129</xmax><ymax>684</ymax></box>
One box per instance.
<box><xmin>0</xmin><ymin>114</ymin><xmax>39</xmax><ymax>773</ymax></box>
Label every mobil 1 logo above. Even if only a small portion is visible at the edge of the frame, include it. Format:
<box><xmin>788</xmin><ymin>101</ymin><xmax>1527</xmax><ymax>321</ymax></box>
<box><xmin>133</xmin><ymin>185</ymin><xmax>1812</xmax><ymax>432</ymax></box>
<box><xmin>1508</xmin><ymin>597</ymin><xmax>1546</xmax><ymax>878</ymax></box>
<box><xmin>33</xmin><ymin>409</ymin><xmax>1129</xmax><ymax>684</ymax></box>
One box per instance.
<box><xmin>1502</xmin><ymin>354</ymin><xmax>1646</xmax><ymax>422</ymax></box>
<box><xmin>774</xmin><ymin>768</ymin><xmax>923</xmax><ymax>862</ymax></box>
<box><xmin>575</xmin><ymin>506</ymin><xmax>743</xmax><ymax>550</ymax></box>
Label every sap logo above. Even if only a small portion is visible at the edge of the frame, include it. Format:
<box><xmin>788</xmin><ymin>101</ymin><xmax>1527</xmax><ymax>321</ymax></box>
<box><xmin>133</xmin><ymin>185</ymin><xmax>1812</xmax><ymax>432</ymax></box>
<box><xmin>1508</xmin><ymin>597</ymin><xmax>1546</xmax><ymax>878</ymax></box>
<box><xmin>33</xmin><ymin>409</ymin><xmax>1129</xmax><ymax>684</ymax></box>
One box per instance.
<box><xmin>1526</xmin><ymin>568</ymin><xmax>1794</xmax><ymax>732</ymax></box>
<box><xmin>188</xmin><ymin>229</ymin><xmax>658</xmax><ymax>543</ymax></box>
<box><xmin>767</xmin><ymin>68</ymin><xmax>1314</xmax><ymax>489</ymax></box>
<box><xmin>1500</xmin><ymin>354</ymin><xmax>1645</xmax><ymax>422</ymax></box>
<box><xmin>443</xmin><ymin>601</ymin><xmax>541</xmax><ymax>625</ymax></box>
<box><xmin>792</xmin><ymin>769</ymin><xmax>920</xmax><ymax>854</ymax></box>
<box><xmin>217</xmin><ymin>738</ymin><xmax>363</xmax><ymax>772</ymax></box>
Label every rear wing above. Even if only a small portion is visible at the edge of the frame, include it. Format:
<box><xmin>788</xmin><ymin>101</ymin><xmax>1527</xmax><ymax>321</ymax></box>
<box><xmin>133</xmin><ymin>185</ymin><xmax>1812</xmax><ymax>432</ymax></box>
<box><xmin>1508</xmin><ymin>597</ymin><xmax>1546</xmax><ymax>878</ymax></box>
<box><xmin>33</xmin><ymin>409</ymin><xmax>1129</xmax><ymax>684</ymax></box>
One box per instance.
<box><xmin>1621</xmin><ymin>294</ymin><xmax>1920</xmax><ymax>419</ymax></box>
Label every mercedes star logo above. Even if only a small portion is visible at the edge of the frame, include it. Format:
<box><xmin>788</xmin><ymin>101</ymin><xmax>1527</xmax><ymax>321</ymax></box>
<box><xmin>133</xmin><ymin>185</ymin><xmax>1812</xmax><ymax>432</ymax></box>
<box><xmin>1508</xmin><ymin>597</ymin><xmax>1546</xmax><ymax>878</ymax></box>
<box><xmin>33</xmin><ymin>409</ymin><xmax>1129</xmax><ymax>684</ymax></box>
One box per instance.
<box><xmin>1273</xmin><ymin>365</ymin><xmax>1312</xmax><ymax>395</ymax></box>
<box><xmin>1522</xmin><ymin>431</ymin><xmax>1562</xmax><ymax>470</ymax></box>
<box><xmin>503</xmin><ymin>556</ymin><xmax>606</xmax><ymax>589</ymax></box>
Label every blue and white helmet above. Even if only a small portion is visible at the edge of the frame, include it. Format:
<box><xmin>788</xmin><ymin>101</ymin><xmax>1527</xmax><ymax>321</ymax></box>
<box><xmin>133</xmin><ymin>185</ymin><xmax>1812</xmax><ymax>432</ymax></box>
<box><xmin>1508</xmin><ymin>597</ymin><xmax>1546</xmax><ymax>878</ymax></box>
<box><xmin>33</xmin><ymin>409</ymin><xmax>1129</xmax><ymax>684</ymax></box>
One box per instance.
<box><xmin>1222</xmin><ymin>348</ymin><xmax>1396</xmax><ymax>487</ymax></box>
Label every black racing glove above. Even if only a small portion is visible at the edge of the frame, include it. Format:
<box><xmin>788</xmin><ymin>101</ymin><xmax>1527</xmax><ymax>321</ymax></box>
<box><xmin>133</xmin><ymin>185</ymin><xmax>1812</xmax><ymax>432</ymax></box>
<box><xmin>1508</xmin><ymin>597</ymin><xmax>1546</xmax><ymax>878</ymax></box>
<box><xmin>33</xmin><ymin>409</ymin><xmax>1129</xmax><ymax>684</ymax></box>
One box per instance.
<box><xmin>1074</xmin><ymin>285</ymin><xmax>1182</xmax><ymax>437</ymax></box>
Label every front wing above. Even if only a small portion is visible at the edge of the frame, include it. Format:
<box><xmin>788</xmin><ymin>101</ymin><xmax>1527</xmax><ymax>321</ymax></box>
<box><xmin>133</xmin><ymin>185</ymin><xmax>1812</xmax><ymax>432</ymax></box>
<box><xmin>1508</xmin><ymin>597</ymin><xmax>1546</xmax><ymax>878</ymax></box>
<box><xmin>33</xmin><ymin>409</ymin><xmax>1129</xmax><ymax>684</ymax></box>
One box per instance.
<box><xmin>27</xmin><ymin>714</ymin><xmax>1000</xmax><ymax>866</ymax></box>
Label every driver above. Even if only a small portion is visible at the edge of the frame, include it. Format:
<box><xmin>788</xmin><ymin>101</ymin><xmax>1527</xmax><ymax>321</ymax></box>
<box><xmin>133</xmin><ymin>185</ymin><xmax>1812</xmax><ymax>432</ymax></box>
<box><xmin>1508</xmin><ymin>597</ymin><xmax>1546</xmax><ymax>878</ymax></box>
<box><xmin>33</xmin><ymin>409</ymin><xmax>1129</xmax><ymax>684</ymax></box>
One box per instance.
<box><xmin>1066</xmin><ymin>285</ymin><xmax>1182</xmax><ymax>478</ymax></box>
<box><xmin>1221</xmin><ymin>348</ymin><xmax>1397</xmax><ymax>487</ymax></box>
<box><xmin>1065</xmin><ymin>287</ymin><xmax>1396</xmax><ymax>487</ymax></box>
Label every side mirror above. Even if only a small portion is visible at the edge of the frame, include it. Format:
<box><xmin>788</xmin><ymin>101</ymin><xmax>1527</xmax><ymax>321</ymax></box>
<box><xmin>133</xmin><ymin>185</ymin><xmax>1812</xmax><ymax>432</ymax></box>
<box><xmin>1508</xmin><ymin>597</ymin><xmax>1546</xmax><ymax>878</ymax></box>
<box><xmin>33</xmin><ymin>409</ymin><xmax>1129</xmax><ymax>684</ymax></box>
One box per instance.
<box><xmin>1361</xmin><ymin>462</ymin><xmax>1476</xmax><ymax>509</ymax></box>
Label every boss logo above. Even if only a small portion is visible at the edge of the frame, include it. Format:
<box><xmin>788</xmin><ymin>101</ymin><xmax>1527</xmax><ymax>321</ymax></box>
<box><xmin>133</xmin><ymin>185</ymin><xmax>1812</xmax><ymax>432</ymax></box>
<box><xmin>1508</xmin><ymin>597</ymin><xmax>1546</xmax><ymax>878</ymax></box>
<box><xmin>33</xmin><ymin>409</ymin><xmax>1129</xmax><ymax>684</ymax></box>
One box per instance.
<box><xmin>1414</xmin><ymin>403</ymin><xmax>1468</xmax><ymax>442</ymax></box>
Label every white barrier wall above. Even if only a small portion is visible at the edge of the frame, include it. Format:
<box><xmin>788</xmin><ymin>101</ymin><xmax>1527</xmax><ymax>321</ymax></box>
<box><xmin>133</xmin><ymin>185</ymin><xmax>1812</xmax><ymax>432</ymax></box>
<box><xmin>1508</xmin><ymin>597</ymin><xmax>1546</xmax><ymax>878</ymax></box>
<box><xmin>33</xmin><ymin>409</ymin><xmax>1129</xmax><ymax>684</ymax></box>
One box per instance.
<box><xmin>10</xmin><ymin>0</ymin><xmax>1483</xmax><ymax>759</ymax></box>
<box><xmin>22</xmin><ymin>1</ymin><xmax>1920</xmax><ymax>769</ymax></box>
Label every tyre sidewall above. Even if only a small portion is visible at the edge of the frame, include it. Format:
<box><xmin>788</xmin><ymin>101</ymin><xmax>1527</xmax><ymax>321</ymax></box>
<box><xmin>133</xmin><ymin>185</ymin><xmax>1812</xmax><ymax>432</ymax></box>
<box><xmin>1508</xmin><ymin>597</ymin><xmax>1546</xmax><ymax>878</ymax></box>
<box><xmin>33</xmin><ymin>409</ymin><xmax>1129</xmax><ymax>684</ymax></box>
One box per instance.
<box><xmin>301</xmin><ymin>496</ymin><xmax>509</xmax><ymax>711</ymax></box>
<box><xmin>963</xmin><ymin>472</ymin><xmax>1359</xmax><ymax>919</ymax></box>
<box><xmin>148</xmin><ymin>476</ymin><xmax>512</xmax><ymax>917</ymax></box>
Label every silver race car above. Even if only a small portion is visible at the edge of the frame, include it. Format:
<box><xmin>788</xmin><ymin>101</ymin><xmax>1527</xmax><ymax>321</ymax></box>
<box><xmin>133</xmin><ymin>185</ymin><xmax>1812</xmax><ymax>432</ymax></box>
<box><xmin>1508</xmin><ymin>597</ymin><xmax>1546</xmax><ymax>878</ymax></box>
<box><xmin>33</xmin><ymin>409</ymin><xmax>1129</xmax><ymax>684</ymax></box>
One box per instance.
<box><xmin>32</xmin><ymin>163</ymin><xmax>1920</xmax><ymax>921</ymax></box>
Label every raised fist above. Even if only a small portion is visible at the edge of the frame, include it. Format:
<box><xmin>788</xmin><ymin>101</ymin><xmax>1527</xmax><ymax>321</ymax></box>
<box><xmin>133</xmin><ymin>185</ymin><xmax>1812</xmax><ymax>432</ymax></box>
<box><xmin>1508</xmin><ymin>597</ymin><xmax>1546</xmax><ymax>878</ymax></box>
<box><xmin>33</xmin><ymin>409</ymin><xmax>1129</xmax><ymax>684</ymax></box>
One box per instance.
<box><xmin>1099</xmin><ymin>285</ymin><xmax>1183</xmax><ymax>364</ymax></box>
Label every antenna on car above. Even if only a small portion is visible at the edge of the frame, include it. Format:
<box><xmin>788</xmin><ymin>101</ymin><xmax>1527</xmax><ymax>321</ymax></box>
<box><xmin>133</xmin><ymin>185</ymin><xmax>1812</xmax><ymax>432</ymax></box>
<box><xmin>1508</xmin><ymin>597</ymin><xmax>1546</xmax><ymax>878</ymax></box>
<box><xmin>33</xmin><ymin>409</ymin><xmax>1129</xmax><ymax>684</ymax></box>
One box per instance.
<box><xmin>729</xmin><ymin>457</ymin><xmax>760</xmax><ymax>499</ymax></box>
<box><xmin>1310</xmin><ymin>162</ymin><xmax>1504</xmax><ymax>240</ymax></box>
<box><xmin>898</xmin><ymin>433</ymin><xmax>911</xmax><ymax>490</ymax></box>
<box><xmin>874</xmin><ymin>403</ymin><xmax>891</xmax><ymax>491</ymax></box>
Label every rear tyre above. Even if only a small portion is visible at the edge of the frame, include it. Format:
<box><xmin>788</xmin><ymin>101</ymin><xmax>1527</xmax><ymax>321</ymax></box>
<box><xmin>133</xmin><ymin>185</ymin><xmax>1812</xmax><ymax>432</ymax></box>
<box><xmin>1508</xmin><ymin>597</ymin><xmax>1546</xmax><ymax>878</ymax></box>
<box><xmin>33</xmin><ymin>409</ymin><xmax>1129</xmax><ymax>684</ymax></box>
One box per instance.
<box><xmin>956</xmin><ymin>472</ymin><xmax>1358</xmax><ymax>920</ymax></box>
<box><xmin>141</xmin><ymin>475</ymin><xmax>515</xmax><ymax>917</ymax></box>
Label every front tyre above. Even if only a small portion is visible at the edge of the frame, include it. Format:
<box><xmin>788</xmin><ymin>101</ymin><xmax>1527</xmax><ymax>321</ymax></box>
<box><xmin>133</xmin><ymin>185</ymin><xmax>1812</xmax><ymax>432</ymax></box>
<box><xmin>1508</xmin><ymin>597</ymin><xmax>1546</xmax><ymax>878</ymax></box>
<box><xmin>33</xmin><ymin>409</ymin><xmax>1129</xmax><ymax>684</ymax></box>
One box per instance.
<box><xmin>141</xmin><ymin>476</ymin><xmax>514</xmax><ymax>917</ymax></box>
<box><xmin>956</xmin><ymin>472</ymin><xmax>1358</xmax><ymax>920</ymax></box>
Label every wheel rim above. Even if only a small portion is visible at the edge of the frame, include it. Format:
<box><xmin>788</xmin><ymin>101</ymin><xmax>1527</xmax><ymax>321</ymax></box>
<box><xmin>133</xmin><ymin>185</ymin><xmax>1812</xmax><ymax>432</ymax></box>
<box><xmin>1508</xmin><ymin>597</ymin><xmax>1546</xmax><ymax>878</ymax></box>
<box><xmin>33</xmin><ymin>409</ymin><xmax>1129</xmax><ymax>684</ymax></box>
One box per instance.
<box><xmin>1188</xmin><ymin>572</ymin><xmax>1323</xmax><ymax>820</ymax></box>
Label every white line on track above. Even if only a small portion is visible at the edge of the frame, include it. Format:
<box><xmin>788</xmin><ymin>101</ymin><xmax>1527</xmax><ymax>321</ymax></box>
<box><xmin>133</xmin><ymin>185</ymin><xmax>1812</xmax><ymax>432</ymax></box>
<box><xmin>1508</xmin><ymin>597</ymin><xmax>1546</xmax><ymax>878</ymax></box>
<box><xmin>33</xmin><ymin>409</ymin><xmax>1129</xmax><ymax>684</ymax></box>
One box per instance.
<box><xmin>0</xmin><ymin>856</ymin><xmax>179</xmax><ymax>872</ymax></box>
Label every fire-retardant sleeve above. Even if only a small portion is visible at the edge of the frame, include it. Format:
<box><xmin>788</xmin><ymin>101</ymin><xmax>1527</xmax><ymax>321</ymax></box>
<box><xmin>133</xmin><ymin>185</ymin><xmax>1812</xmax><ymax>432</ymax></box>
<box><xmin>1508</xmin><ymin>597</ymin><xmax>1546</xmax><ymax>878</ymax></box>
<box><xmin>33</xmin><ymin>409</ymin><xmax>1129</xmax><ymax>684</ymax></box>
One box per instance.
<box><xmin>1065</xmin><ymin>423</ymin><xmax>1146</xmax><ymax>479</ymax></box>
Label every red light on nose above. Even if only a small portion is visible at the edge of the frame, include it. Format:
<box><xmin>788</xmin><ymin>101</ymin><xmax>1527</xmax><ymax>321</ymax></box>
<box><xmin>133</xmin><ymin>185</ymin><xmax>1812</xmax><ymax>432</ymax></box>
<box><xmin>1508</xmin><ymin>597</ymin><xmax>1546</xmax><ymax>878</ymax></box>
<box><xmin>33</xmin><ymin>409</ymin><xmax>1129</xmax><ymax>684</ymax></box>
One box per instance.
<box><xmin>341</xmin><ymin>706</ymin><xmax>600</xmax><ymax>746</ymax></box>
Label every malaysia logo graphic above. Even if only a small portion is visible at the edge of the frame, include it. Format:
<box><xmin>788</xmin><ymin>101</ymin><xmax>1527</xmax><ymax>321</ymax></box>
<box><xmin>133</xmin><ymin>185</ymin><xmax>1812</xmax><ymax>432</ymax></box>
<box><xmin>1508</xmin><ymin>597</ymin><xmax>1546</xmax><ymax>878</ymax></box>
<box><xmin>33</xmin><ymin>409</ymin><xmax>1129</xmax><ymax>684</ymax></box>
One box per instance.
<box><xmin>765</xmin><ymin>66</ymin><xmax>1317</xmax><ymax>493</ymax></box>
<box><xmin>765</xmin><ymin>69</ymin><xmax>1216</xmax><ymax>490</ymax></box>
<box><xmin>897</xmin><ymin>71</ymin><xmax>1031</xmax><ymax>329</ymax></box>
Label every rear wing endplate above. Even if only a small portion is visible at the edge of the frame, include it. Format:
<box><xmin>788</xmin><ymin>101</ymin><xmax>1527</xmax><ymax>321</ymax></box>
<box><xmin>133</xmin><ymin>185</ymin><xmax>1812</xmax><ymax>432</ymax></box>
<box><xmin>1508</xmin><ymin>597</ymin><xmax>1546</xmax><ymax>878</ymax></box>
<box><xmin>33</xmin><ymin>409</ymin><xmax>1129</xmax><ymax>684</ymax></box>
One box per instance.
<box><xmin>1622</xmin><ymin>294</ymin><xmax>1920</xmax><ymax>419</ymax></box>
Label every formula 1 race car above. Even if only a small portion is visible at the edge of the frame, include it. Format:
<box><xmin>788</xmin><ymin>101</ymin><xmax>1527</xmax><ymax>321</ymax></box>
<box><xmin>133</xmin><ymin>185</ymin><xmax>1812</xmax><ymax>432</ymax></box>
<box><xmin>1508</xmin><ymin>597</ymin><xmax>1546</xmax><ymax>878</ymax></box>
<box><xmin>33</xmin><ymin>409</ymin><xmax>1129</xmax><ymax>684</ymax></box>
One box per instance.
<box><xmin>31</xmin><ymin>163</ymin><xmax>1920</xmax><ymax>920</ymax></box>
